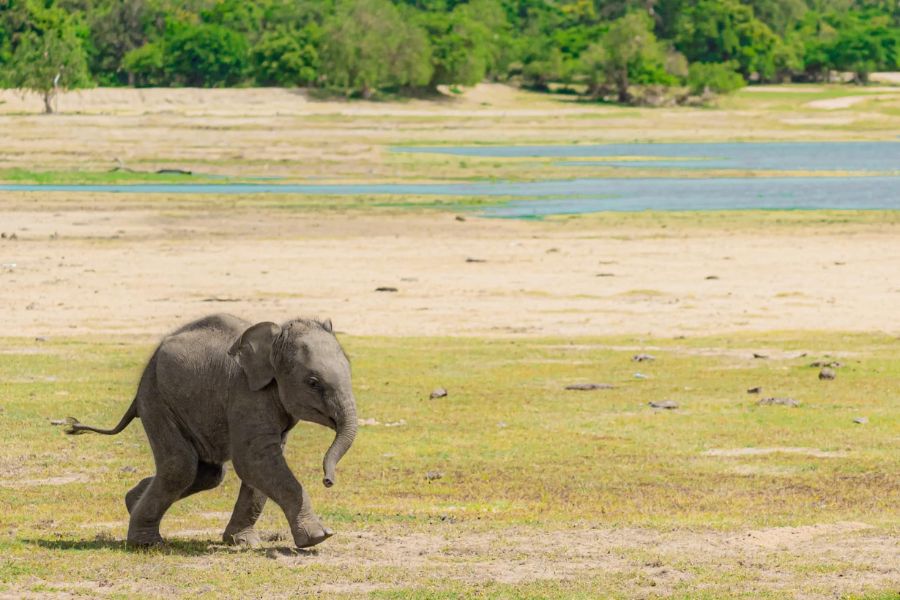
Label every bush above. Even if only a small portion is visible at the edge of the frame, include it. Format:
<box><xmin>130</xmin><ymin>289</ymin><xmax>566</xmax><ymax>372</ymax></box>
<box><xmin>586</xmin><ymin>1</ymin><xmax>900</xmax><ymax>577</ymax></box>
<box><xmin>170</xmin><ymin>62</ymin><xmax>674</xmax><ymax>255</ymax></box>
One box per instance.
<box><xmin>163</xmin><ymin>22</ymin><xmax>250</xmax><ymax>87</ymax></box>
<box><xmin>687</xmin><ymin>61</ymin><xmax>746</xmax><ymax>95</ymax></box>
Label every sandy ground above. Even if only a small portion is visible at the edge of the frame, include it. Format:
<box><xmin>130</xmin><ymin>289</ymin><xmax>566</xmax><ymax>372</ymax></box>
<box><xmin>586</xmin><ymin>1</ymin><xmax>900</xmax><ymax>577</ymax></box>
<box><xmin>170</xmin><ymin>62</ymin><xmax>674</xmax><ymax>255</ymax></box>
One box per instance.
<box><xmin>1</xmin><ymin>202</ymin><xmax>899</xmax><ymax>338</ymax></box>
<box><xmin>5</xmin><ymin>521</ymin><xmax>895</xmax><ymax>597</ymax></box>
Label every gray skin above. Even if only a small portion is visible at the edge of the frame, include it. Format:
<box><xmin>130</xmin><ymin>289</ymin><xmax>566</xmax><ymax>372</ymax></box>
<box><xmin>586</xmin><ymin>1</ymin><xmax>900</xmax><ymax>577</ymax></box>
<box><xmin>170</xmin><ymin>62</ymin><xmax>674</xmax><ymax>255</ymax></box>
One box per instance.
<box><xmin>66</xmin><ymin>314</ymin><xmax>358</xmax><ymax>548</ymax></box>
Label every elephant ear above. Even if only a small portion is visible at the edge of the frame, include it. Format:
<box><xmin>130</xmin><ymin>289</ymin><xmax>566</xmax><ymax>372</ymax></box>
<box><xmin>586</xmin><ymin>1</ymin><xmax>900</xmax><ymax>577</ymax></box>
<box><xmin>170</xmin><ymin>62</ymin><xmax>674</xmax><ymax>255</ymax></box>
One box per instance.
<box><xmin>228</xmin><ymin>322</ymin><xmax>281</xmax><ymax>391</ymax></box>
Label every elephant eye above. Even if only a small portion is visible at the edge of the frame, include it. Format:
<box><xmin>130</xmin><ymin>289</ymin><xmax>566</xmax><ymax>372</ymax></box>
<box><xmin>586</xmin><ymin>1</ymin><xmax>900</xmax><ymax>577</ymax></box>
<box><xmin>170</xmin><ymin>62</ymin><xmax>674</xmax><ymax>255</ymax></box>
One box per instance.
<box><xmin>306</xmin><ymin>376</ymin><xmax>321</xmax><ymax>390</ymax></box>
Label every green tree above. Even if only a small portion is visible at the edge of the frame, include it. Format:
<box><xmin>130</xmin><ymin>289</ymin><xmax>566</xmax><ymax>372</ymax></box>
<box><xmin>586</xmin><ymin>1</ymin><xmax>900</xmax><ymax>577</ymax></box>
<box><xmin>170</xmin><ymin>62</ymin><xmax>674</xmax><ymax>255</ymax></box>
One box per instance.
<box><xmin>417</xmin><ymin>3</ymin><xmax>492</xmax><ymax>89</ymax></box>
<box><xmin>87</xmin><ymin>0</ymin><xmax>150</xmax><ymax>85</ymax></box>
<box><xmin>162</xmin><ymin>21</ymin><xmax>249</xmax><ymax>87</ymax></box>
<box><xmin>589</xmin><ymin>11</ymin><xmax>674</xmax><ymax>103</ymax></box>
<box><xmin>252</xmin><ymin>24</ymin><xmax>321</xmax><ymax>86</ymax></box>
<box><xmin>122</xmin><ymin>40</ymin><xmax>164</xmax><ymax>86</ymax></box>
<box><xmin>321</xmin><ymin>0</ymin><xmax>432</xmax><ymax>97</ymax></box>
<box><xmin>6</xmin><ymin>22</ymin><xmax>91</xmax><ymax>112</ymax></box>
<box><xmin>687</xmin><ymin>61</ymin><xmax>745</xmax><ymax>95</ymax></box>
<box><xmin>674</xmin><ymin>0</ymin><xmax>780</xmax><ymax>80</ymax></box>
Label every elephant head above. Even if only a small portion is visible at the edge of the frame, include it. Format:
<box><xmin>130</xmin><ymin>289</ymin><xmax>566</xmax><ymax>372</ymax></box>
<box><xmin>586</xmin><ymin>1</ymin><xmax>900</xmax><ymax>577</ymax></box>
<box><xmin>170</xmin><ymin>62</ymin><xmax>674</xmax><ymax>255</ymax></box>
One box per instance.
<box><xmin>228</xmin><ymin>318</ymin><xmax>357</xmax><ymax>488</ymax></box>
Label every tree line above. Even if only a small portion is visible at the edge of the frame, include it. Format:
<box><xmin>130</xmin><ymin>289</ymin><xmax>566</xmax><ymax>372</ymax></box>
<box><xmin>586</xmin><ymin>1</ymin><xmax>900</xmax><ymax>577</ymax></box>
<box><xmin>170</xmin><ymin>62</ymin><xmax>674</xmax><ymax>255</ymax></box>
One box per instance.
<box><xmin>1</xmin><ymin>0</ymin><xmax>898</xmax><ymax>111</ymax></box>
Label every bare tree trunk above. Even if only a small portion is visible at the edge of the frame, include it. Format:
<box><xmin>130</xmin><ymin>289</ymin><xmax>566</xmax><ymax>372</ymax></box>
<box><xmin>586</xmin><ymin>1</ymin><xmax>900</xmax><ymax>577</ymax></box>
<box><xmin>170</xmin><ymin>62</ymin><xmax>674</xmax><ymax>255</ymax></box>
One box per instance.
<box><xmin>43</xmin><ymin>91</ymin><xmax>54</xmax><ymax>114</ymax></box>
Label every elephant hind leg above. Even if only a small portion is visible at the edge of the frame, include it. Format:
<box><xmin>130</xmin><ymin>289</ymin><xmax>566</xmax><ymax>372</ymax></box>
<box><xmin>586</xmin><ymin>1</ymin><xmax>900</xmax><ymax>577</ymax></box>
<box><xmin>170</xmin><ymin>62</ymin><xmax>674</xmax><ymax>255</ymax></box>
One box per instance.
<box><xmin>126</xmin><ymin>463</ymin><xmax>223</xmax><ymax>515</ymax></box>
<box><xmin>127</xmin><ymin>414</ymin><xmax>199</xmax><ymax>546</ymax></box>
<box><xmin>126</xmin><ymin>477</ymin><xmax>153</xmax><ymax>514</ymax></box>
<box><xmin>182</xmin><ymin>461</ymin><xmax>225</xmax><ymax>498</ymax></box>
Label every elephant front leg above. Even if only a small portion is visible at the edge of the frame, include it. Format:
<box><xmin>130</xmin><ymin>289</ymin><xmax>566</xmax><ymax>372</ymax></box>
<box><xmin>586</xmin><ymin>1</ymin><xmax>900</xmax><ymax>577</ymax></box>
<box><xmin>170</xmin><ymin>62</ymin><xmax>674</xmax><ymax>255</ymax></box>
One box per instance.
<box><xmin>232</xmin><ymin>436</ymin><xmax>333</xmax><ymax>549</ymax></box>
<box><xmin>223</xmin><ymin>482</ymin><xmax>267</xmax><ymax>547</ymax></box>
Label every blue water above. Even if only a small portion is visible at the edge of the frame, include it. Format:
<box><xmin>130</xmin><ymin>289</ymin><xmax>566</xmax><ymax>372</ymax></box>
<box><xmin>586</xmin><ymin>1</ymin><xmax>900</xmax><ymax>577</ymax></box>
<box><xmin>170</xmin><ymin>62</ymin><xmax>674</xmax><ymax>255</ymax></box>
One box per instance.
<box><xmin>1</xmin><ymin>176</ymin><xmax>898</xmax><ymax>215</ymax></box>
<box><xmin>2</xmin><ymin>142</ymin><xmax>898</xmax><ymax>216</ymax></box>
<box><xmin>394</xmin><ymin>141</ymin><xmax>900</xmax><ymax>172</ymax></box>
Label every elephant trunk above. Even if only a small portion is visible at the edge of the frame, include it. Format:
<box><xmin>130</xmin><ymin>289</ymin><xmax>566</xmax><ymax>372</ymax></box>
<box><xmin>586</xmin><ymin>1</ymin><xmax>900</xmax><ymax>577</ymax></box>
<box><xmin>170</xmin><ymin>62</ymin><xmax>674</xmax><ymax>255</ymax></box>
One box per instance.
<box><xmin>322</xmin><ymin>397</ymin><xmax>357</xmax><ymax>488</ymax></box>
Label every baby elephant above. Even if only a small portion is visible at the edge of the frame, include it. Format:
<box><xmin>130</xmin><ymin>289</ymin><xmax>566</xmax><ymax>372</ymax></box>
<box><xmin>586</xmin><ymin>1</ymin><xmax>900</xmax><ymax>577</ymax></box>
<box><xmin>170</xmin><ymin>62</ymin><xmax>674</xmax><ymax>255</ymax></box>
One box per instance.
<box><xmin>66</xmin><ymin>314</ymin><xmax>358</xmax><ymax>548</ymax></box>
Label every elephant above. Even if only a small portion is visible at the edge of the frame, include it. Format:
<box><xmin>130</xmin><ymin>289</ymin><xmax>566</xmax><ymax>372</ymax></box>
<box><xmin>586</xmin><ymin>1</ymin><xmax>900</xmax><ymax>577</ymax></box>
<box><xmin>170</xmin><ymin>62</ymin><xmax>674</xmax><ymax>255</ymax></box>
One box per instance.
<box><xmin>65</xmin><ymin>313</ymin><xmax>358</xmax><ymax>549</ymax></box>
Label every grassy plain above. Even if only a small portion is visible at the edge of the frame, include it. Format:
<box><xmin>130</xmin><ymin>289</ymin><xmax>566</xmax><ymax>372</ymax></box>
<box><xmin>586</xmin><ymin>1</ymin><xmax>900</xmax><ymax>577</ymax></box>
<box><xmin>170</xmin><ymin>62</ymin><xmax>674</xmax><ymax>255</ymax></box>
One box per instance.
<box><xmin>0</xmin><ymin>83</ymin><xmax>898</xmax><ymax>598</ymax></box>
<box><xmin>0</xmin><ymin>332</ymin><xmax>897</xmax><ymax>598</ymax></box>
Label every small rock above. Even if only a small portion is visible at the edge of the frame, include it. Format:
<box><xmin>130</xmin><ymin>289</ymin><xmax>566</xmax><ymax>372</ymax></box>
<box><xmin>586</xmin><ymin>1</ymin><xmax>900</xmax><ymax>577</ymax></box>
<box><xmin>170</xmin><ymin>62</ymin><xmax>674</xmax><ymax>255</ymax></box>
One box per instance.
<box><xmin>752</xmin><ymin>353</ymin><xmax>768</xmax><ymax>359</ymax></box>
<box><xmin>0</xmin><ymin>233</ymin><xmax>5</xmax><ymax>239</ymax></box>
<box><xmin>49</xmin><ymin>419</ymin><xmax>68</xmax><ymax>426</ymax></box>
<box><xmin>375</xmin><ymin>286</ymin><xmax>398</xmax><ymax>292</ymax></box>
<box><xmin>705</xmin><ymin>275</ymin><xmax>719</xmax><ymax>280</ymax></box>
<box><xmin>853</xmin><ymin>417</ymin><xmax>868</xmax><ymax>425</ymax></box>
<box><xmin>497</xmin><ymin>421</ymin><xmax>507</xmax><ymax>428</ymax></box>
<box><xmin>596</xmin><ymin>273</ymin><xmax>615</xmax><ymax>277</ymax></box>
<box><xmin>465</xmin><ymin>257</ymin><xmax>486</xmax><ymax>263</ymax></box>
<box><xmin>50</xmin><ymin>232</ymin><xmax>59</xmax><ymax>240</ymax></box>
<box><xmin>565</xmin><ymin>383</ymin><xmax>615</xmax><ymax>391</ymax></box>
<box><xmin>649</xmin><ymin>400</ymin><xmax>678</xmax><ymax>410</ymax></box>
<box><xmin>359</xmin><ymin>418</ymin><xmax>380</xmax><ymax>426</ymax></box>
<box><xmin>425</xmin><ymin>471</ymin><xmax>443</xmax><ymax>481</ymax></box>
<box><xmin>455</xmin><ymin>215</ymin><xmax>466</xmax><ymax>222</ymax></box>
<box><xmin>810</xmin><ymin>360</ymin><xmax>842</xmax><ymax>368</ymax></box>
<box><xmin>634</xmin><ymin>373</ymin><xmax>648</xmax><ymax>379</ymax></box>
<box><xmin>384</xmin><ymin>419</ymin><xmax>407</xmax><ymax>427</ymax></box>
<box><xmin>546</xmin><ymin>248</ymin><xmax>559</xmax><ymax>253</ymax></box>
<box><xmin>429</xmin><ymin>387</ymin><xmax>448</xmax><ymax>399</ymax></box>
<box><xmin>120</xmin><ymin>466</ymin><xmax>137</xmax><ymax>473</ymax></box>
<box><xmin>758</xmin><ymin>397</ymin><xmax>799</xmax><ymax>407</ymax></box>
<box><xmin>8</xmin><ymin>233</ymin><xmax>17</xmax><ymax>240</ymax></box>
<box><xmin>746</xmin><ymin>386</ymin><xmax>762</xmax><ymax>394</ymax></box>
<box><xmin>819</xmin><ymin>367</ymin><xmax>836</xmax><ymax>380</ymax></box>
<box><xmin>25</xmin><ymin>303</ymin><xmax>37</xmax><ymax>310</ymax></box>
<box><xmin>632</xmin><ymin>354</ymin><xmax>655</xmax><ymax>362</ymax></box>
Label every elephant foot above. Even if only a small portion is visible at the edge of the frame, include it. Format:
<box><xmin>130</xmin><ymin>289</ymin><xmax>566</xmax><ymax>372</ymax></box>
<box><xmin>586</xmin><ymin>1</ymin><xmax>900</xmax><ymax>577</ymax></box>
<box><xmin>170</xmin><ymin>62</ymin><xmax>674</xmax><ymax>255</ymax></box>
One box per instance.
<box><xmin>223</xmin><ymin>527</ymin><xmax>262</xmax><ymax>547</ymax></box>
<box><xmin>292</xmin><ymin>516</ymin><xmax>333</xmax><ymax>549</ymax></box>
<box><xmin>127</xmin><ymin>522</ymin><xmax>164</xmax><ymax>548</ymax></box>
<box><xmin>126</xmin><ymin>533</ymin><xmax>164</xmax><ymax>549</ymax></box>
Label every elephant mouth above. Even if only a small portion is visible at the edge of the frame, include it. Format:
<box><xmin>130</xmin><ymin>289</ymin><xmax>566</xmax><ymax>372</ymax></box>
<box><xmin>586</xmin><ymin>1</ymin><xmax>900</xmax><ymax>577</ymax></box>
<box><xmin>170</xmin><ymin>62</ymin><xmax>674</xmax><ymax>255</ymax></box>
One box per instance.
<box><xmin>309</xmin><ymin>406</ymin><xmax>338</xmax><ymax>431</ymax></box>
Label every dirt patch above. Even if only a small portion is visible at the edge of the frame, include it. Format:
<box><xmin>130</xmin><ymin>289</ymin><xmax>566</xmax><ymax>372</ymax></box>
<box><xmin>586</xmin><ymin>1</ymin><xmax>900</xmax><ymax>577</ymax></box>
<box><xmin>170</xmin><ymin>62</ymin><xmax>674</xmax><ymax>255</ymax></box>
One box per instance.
<box><xmin>253</xmin><ymin>523</ymin><xmax>897</xmax><ymax>596</ymax></box>
<box><xmin>805</xmin><ymin>94</ymin><xmax>897</xmax><ymax>110</ymax></box>
<box><xmin>2</xmin><ymin>206</ymin><xmax>900</xmax><ymax>339</ymax></box>
<box><xmin>702</xmin><ymin>447</ymin><xmax>847</xmax><ymax>458</ymax></box>
<box><xmin>0</xmin><ymin>473</ymin><xmax>90</xmax><ymax>488</ymax></box>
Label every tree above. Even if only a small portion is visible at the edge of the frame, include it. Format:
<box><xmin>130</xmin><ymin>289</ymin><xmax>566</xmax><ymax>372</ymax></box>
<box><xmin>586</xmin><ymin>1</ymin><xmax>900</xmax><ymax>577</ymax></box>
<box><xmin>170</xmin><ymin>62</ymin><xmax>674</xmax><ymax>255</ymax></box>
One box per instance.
<box><xmin>321</xmin><ymin>0</ymin><xmax>432</xmax><ymax>97</ymax></box>
<box><xmin>87</xmin><ymin>0</ymin><xmax>150</xmax><ymax>85</ymax></box>
<box><xmin>592</xmin><ymin>11</ymin><xmax>674</xmax><ymax>103</ymax></box>
<box><xmin>252</xmin><ymin>24</ymin><xmax>321</xmax><ymax>86</ymax></box>
<box><xmin>162</xmin><ymin>22</ymin><xmax>250</xmax><ymax>87</ymax></box>
<box><xmin>417</xmin><ymin>3</ymin><xmax>492</xmax><ymax>89</ymax></box>
<box><xmin>687</xmin><ymin>61</ymin><xmax>745</xmax><ymax>95</ymax></box>
<box><xmin>7</xmin><ymin>25</ymin><xmax>90</xmax><ymax>113</ymax></box>
<box><xmin>674</xmin><ymin>0</ymin><xmax>780</xmax><ymax>80</ymax></box>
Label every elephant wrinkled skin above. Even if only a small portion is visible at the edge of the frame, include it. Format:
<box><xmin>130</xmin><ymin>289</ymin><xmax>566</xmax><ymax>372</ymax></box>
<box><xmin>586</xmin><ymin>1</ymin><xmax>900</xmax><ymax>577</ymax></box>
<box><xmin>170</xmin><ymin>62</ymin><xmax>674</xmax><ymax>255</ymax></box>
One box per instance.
<box><xmin>66</xmin><ymin>314</ymin><xmax>358</xmax><ymax>548</ymax></box>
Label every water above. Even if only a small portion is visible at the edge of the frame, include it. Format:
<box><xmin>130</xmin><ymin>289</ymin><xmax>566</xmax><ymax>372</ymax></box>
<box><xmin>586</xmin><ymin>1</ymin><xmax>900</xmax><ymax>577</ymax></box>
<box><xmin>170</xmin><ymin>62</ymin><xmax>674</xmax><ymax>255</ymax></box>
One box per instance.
<box><xmin>2</xmin><ymin>142</ymin><xmax>897</xmax><ymax>216</ymax></box>
<box><xmin>394</xmin><ymin>141</ymin><xmax>900</xmax><ymax>172</ymax></box>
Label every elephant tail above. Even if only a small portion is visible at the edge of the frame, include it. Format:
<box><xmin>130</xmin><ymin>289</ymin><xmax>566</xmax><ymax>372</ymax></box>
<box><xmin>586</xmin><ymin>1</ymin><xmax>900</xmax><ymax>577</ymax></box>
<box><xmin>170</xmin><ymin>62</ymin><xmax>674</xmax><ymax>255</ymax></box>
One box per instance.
<box><xmin>65</xmin><ymin>401</ymin><xmax>137</xmax><ymax>436</ymax></box>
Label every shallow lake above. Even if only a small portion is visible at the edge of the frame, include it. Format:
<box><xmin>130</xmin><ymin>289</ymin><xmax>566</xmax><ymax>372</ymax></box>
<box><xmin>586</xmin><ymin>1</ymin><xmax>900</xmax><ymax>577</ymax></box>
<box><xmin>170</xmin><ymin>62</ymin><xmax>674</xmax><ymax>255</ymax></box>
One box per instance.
<box><xmin>2</xmin><ymin>142</ymin><xmax>897</xmax><ymax>216</ymax></box>
<box><xmin>394</xmin><ymin>141</ymin><xmax>900</xmax><ymax>172</ymax></box>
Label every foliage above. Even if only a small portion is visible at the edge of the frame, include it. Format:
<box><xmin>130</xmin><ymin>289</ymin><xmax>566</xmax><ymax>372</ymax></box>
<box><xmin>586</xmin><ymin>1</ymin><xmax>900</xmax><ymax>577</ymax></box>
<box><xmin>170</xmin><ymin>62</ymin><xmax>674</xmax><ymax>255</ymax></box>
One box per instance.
<box><xmin>320</xmin><ymin>0</ymin><xmax>432</xmax><ymax>96</ymax></box>
<box><xmin>579</xmin><ymin>12</ymin><xmax>679</xmax><ymax>102</ymax></box>
<box><xmin>0</xmin><ymin>0</ymin><xmax>897</xmax><ymax>104</ymax></box>
<box><xmin>3</xmin><ymin>4</ymin><xmax>91</xmax><ymax>112</ymax></box>
<box><xmin>252</xmin><ymin>25</ymin><xmax>321</xmax><ymax>86</ymax></box>
<box><xmin>687</xmin><ymin>61</ymin><xmax>746</xmax><ymax>95</ymax></box>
